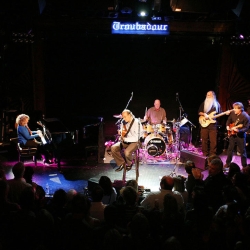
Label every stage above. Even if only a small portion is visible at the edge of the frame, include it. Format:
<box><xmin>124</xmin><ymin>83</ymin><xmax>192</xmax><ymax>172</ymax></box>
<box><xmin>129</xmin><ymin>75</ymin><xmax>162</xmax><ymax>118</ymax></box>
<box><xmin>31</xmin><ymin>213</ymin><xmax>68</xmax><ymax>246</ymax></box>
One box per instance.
<box><xmin>2</xmin><ymin>146</ymin><xmax>249</xmax><ymax>197</ymax></box>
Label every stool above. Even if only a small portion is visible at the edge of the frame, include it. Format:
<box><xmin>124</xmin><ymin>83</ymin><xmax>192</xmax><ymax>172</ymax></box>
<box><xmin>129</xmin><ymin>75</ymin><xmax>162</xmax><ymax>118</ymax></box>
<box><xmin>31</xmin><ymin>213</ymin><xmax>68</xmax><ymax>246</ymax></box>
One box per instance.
<box><xmin>10</xmin><ymin>138</ymin><xmax>37</xmax><ymax>166</ymax></box>
<box><xmin>85</xmin><ymin>145</ymin><xmax>98</xmax><ymax>163</ymax></box>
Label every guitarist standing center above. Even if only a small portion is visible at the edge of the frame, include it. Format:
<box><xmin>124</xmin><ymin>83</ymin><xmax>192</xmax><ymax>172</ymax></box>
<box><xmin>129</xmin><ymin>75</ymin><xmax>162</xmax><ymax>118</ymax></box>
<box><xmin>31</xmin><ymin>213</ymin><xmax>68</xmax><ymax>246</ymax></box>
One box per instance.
<box><xmin>198</xmin><ymin>91</ymin><xmax>222</xmax><ymax>156</ymax></box>
<box><xmin>224</xmin><ymin>102</ymin><xmax>250</xmax><ymax>169</ymax></box>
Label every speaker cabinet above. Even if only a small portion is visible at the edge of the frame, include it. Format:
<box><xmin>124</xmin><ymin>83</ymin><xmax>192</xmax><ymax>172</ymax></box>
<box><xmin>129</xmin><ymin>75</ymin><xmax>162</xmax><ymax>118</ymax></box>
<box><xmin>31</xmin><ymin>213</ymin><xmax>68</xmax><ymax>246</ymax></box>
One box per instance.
<box><xmin>180</xmin><ymin>150</ymin><xmax>207</xmax><ymax>170</ymax></box>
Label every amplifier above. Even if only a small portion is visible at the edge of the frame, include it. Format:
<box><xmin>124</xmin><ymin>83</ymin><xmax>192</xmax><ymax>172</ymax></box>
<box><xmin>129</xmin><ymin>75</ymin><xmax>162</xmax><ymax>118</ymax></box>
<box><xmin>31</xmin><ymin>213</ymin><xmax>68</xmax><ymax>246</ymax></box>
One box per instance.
<box><xmin>180</xmin><ymin>150</ymin><xmax>207</xmax><ymax>170</ymax></box>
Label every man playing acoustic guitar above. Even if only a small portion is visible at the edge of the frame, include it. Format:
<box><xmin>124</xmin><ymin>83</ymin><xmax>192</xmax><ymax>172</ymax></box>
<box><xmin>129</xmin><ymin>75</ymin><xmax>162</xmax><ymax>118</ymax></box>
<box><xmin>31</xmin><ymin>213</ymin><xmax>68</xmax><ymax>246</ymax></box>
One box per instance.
<box><xmin>224</xmin><ymin>102</ymin><xmax>250</xmax><ymax>169</ymax></box>
<box><xmin>111</xmin><ymin>109</ymin><xmax>144</xmax><ymax>172</ymax></box>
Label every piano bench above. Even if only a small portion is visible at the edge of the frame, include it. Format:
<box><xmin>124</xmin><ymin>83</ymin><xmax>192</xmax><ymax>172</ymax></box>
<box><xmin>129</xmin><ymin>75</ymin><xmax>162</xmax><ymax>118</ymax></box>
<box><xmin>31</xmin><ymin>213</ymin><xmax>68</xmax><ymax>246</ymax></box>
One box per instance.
<box><xmin>10</xmin><ymin>138</ymin><xmax>38</xmax><ymax>166</ymax></box>
<box><xmin>85</xmin><ymin>145</ymin><xmax>98</xmax><ymax>163</ymax></box>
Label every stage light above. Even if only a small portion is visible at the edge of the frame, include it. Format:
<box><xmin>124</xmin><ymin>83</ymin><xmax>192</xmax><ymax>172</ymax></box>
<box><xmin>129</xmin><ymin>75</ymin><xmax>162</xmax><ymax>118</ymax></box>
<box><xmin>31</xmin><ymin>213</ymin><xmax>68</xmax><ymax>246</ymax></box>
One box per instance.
<box><xmin>239</xmin><ymin>34</ymin><xmax>244</xmax><ymax>39</ymax></box>
<box><xmin>138</xmin><ymin>10</ymin><xmax>148</xmax><ymax>16</ymax></box>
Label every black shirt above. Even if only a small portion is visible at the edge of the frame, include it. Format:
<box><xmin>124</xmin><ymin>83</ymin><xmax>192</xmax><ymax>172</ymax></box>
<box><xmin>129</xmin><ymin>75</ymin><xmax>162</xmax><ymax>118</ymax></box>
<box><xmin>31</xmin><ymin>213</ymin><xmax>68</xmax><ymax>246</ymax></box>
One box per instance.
<box><xmin>226</xmin><ymin>111</ymin><xmax>250</xmax><ymax>136</ymax></box>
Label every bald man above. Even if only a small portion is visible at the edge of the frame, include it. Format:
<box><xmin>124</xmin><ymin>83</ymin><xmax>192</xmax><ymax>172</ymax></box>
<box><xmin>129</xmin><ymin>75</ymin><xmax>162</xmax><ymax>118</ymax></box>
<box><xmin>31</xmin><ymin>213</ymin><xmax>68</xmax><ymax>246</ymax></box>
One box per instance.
<box><xmin>140</xmin><ymin>175</ymin><xmax>184</xmax><ymax>212</ymax></box>
<box><xmin>144</xmin><ymin>99</ymin><xmax>167</xmax><ymax>125</ymax></box>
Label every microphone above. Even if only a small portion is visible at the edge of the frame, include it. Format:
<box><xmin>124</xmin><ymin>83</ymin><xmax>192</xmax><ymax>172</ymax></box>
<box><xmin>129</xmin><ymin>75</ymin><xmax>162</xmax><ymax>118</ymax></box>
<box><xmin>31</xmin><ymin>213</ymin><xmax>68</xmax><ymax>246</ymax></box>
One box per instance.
<box><xmin>131</xmin><ymin>92</ymin><xmax>133</xmax><ymax>100</ymax></box>
<box><xmin>176</xmin><ymin>93</ymin><xmax>178</xmax><ymax>101</ymax></box>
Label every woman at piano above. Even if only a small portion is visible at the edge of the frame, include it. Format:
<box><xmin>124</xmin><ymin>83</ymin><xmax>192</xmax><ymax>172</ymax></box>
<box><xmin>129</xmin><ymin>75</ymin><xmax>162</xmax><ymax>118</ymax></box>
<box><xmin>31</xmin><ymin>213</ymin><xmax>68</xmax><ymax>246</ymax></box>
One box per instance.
<box><xmin>16</xmin><ymin>114</ymin><xmax>52</xmax><ymax>165</ymax></box>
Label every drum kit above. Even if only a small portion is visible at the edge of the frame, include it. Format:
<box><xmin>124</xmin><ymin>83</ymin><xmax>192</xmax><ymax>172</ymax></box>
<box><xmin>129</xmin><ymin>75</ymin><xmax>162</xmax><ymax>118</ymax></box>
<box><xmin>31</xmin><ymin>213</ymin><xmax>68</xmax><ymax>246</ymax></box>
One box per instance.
<box><xmin>112</xmin><ymin>114</ymin><xmax>185</xmax><ymax>161</ymax></box>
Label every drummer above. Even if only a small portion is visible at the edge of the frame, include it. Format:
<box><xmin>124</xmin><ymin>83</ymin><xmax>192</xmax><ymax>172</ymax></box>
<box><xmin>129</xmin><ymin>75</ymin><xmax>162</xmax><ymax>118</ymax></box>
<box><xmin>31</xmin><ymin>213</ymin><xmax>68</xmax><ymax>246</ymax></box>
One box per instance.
<box><xmin>144</xmin><ymin>99</ymin><xmax>167</xmax><ymax>125</ymax></box>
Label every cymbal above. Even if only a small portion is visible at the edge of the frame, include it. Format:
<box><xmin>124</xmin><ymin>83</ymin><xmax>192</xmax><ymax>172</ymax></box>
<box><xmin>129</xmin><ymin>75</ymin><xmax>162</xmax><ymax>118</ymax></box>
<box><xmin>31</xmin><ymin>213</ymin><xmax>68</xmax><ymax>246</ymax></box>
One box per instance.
<box><xmin>113</xmin><ymin>114</ymin><xmax>122</xmax><ymax>118</ymax></box>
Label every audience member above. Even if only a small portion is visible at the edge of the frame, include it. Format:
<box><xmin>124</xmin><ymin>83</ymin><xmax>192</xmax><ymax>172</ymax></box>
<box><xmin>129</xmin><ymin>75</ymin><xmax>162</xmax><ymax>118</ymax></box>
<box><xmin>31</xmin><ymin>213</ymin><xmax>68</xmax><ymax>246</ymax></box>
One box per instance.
<box><xmin>89</xmin><ymin>184</ymin><xmax>106</xmax><ymax>221</ymax></box>
<box><xmin>162</xmin><ymin>236</ymin><xmax>183</xmax><ymax>250</ymax></box>
<box><xmin>7</xmin><ymin>162</ymin><xmax>32</xmax><ymax>204</ymax></box>
<box><xmin>99</xmin><ymin>175</ymin><xmax>117</xmax><ymax>205</ymax></box>
<box><xmin>192</xmin><ymin>158</ymin><xmax>232</xmax><ymax>212</ymax></box>
<box><xmin>173</xmin><ymin>175</ymin><xmax>188</xmax><ymax>206</ymax></box>
<box><xmin>214</xmin><ymin>185</ymin><xmax>239</xmax><ymax>218</ymax></box>
<box><xmin>102</xmin><ymin>228</ymin><xmax>123</xmax><ymax>250</ymax></box>
<box><xmin>46</xmin><ymin>188</ymin><xmax>67</xmax><ymax>224</ymax></box>
<box><xmin>227</xmin><ymin>162</ymin><xmax>241</xmax><ymax>181</ymax></box>
<box><xmin>232</xmin><ymin>172</ymin><xmax>250</xmax><ymax>214</ymax></box>
<box><xmin>92</xmin><ymin>204</ymin><xmax>119</xmax><ymax>249</ymax></box>
<box><xmin>0</xmin><ymin>179</ymin><xmax>21</xmax><ymax>214</ymax></box>
<box><xmin>184</xmin><ymin>186</ymin><xmax>214</xmax><ymax>250</ymax></box>
<box><xmin>115</xmin><ymin>186</ymin><xmax>144</xmax><ymax>232</ymax></box>
<box><xmin>11</xmin><ymin>186</ymin><xmax>38</xmax><ymax>249</ymax></box>
<box><xmin>141</xmin><ymin>175</ymin><xmax>184</xmax><ymax>214</ymax></box>
<box><xmin>61</xmin><ymin>193</ymin><xmax>95</xmax><ymax>249</ymax></box>
<box><xmin>123</xmin><ymin>213</ymin><xmax>154</xmax><ymax>250</ymax></box>
<box><xmin>64</xmin><ymin>188</ymin><xmax>77</xmax><ymax>213</ymax></box>
<box><xmin>184</xmin><ymin>160</ymin><xmax>196</xmax><ymax>209</ymax></box>
<box><xmin>161</xmin><ymin>194</ymin><xmax>185</xmax><ymax>241</ymax></box>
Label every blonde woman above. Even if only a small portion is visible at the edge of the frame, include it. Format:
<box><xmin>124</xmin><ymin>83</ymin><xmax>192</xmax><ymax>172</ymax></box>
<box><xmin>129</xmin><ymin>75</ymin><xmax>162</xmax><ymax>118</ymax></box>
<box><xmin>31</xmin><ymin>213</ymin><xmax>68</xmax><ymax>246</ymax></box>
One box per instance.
<box><xmin>16</xmin><ymin>114</ymin><xmax>52</xmax><ymax>164</ymax></box>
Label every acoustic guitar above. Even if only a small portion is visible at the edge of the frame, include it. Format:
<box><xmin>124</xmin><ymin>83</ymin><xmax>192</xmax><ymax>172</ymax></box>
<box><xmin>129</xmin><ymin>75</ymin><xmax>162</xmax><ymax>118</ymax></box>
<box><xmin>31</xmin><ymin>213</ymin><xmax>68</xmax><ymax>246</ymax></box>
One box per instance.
<box><xmin>199</xmin><ymin>109</ymin><xmax>233</xmax><ymax>127</ymax></box>
<box><xmin>119</xmin><ymin>123</ymin><xmax>127</xmax><ymax>142</ymax></box>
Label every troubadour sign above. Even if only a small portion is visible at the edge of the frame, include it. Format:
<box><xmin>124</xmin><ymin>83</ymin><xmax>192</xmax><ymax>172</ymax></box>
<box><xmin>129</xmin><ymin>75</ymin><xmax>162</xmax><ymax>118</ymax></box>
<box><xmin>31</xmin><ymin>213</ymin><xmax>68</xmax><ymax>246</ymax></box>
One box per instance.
<box><xmin>111</xmin><ymin>21</ymin><xmax>170</xmax><ymax>35</ymax></box>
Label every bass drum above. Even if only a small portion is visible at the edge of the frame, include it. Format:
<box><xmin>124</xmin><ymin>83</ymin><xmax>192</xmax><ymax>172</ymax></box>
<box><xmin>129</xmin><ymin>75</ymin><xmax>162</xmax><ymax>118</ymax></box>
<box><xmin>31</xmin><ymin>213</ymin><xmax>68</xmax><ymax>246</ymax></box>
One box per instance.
<box><xmin>144</xmin><ymin>133</ymin><xmax>166</xmax><ymax>156</ymax></box>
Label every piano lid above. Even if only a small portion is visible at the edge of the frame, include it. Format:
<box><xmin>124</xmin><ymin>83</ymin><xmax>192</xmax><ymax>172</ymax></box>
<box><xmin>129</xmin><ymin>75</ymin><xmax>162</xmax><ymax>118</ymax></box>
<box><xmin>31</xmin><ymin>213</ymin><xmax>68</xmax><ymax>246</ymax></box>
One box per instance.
<box><xmin>43</xmin><ymin>118</ymin><xmax>70</xmax><ymax>134</ymax></box>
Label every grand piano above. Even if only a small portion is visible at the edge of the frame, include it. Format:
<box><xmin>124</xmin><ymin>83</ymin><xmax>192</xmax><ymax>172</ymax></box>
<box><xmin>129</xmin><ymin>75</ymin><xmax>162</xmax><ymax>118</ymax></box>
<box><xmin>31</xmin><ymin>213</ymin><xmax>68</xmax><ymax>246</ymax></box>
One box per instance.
<box><xmin>41</xmin><ymin>118</ymin><xmax>75</xmax><ymax>169</ymax></box>
<box><xmin>40</xmin><ymin>116</ymin><xmax>105</xmax><ymax>169</ymax></box>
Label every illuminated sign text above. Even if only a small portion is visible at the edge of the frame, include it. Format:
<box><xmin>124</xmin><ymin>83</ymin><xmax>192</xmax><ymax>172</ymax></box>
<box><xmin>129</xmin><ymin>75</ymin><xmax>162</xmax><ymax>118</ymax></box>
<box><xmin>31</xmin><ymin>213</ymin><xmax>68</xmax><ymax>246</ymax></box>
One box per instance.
<box><xmin>112</xmin><ymin>21</ymin><xmax>169</xmax><ymax>35</ymax></box>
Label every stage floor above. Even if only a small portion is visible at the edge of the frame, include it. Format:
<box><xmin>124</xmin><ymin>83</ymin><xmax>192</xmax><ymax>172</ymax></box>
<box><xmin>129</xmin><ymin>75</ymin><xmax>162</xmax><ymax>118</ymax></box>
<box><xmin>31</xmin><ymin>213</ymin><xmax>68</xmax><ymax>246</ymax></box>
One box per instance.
<box><xmin>2</xmin><ymin>149</ymin><xmax>249</xmax><ymax>196</ymax></box>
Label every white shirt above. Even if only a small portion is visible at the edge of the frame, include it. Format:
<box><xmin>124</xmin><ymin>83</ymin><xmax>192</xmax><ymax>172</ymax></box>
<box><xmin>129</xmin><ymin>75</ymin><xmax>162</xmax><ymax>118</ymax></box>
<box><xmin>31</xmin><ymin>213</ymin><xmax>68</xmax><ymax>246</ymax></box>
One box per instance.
<box><xmin>140</xmin><ymin>189</ymin><xmax>184</xmax><ymax>212</ymax></box>
<box><xmin>123</xmin><ymin>118</ymin><xmax>144</xmax><ymax>143</ymax></box>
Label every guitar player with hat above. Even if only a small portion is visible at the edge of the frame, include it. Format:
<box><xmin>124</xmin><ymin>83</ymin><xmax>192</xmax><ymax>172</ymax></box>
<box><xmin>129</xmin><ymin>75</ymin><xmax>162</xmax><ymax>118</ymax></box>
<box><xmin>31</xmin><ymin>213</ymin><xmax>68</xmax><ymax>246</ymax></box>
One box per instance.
<box><xmin>224</xmin><ymin>102</ymin><xmax>250</xmax><ymax>169</ymax></box>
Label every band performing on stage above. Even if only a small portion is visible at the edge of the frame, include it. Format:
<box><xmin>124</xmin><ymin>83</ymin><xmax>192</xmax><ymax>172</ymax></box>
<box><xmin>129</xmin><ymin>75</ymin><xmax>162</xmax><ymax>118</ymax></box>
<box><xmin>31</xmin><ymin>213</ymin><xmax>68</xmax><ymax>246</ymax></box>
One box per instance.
<box><xmin>13</xmin><ymin>92</ymin><xmax>250</xmax><ymax>172</ymax></box>
<box><xmin>109</xmin><ymin>92</ymin><xmax>250</xmax><ymax>172</ymax></box>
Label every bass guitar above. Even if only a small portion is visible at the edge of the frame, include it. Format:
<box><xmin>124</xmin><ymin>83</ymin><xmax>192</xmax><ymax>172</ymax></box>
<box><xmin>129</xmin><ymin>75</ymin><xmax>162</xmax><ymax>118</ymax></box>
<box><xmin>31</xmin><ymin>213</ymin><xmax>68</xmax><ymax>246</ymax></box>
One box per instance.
<box><xmin>199</xmin><ymin>109</ymin><xmax>233</xmax><ymax>127</ymax></box>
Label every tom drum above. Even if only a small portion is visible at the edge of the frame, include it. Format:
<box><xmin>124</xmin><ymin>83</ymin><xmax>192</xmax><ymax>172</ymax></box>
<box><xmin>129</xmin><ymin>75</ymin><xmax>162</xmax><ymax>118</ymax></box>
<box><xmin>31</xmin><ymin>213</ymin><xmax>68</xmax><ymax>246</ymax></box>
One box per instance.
<box><xmin>146</xmin><ymin>124</ymin><xmax>154</xmax><ymax>134</ymax></box>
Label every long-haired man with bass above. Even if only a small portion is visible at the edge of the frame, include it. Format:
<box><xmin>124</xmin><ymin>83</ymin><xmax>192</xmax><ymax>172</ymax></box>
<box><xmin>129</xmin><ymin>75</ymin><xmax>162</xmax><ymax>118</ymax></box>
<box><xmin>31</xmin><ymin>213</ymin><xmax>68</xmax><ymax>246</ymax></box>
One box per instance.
<box><xmin>198</xmin><ymin>91</ymin><xmax>222</xmax><ymax>156</ymax></box>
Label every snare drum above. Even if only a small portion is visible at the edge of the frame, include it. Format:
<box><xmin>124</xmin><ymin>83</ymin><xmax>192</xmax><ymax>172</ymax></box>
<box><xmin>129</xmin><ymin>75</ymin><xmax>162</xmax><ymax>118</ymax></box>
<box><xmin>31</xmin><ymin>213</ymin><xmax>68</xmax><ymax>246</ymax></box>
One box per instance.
<box><xmin>144</xmin><ymin>133</ymin><xmax>166</xmax><ymax>156</ymax></box>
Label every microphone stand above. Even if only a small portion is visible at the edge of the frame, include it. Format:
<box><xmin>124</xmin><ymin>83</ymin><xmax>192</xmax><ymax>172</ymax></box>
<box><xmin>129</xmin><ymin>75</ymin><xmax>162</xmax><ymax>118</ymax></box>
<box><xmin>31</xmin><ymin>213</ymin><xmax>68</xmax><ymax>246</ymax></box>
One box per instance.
<box><xmin>176</xmin><ymin>94</ymin><xmax>184</xmax><ymax>152</ymax></box>
<box><xmin>176</xmin><ymin>94</ymin><xmax>184</xmax><ymax>121</ymax></box>
<box><xmin>176</xmin><ymin>94</ymin><xmax>196</xmax><ymax>150</ymax></box>
<box><xmin>116</xmin><ymin>92</ymin><xmax>133</xmax><ymax>125</ymax></box>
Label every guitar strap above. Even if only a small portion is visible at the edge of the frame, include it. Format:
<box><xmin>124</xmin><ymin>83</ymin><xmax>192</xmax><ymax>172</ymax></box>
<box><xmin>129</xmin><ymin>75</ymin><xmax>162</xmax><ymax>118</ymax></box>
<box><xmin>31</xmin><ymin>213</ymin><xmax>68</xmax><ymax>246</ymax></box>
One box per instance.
<box><xmin>120</xmin><ymin>118</ymin><xmax>135</xmax><ymax>149</ymax></box>
<box><xmin>124</xmin><ymin>118</ymin><xmax>135</xmax><ymax>138</ymax></box>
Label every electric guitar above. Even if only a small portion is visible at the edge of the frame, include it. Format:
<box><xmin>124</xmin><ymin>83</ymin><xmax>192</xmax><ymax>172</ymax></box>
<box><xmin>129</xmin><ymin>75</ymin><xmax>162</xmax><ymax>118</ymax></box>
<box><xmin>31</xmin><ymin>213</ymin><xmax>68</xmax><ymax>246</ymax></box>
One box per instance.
<box><xmin>227</xmin><ymin>121</ymin><xmax>243</xmax><ymax>137</ymax></box>
<box><xmin>199</xmin><ymin>109</ymin><xmax>233</xmax><ymax>127</ymax></box>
